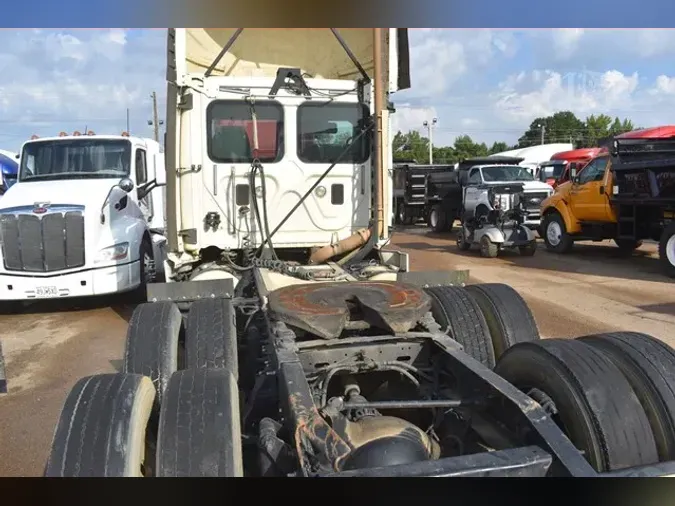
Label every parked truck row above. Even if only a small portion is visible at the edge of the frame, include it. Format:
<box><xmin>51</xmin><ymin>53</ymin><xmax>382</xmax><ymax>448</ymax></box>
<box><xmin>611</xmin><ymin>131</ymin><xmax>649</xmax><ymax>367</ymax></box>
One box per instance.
<box><xmin>26</xmin><ymin>28</ymin><xmax>675</xmax><ymax>479</ymax></box>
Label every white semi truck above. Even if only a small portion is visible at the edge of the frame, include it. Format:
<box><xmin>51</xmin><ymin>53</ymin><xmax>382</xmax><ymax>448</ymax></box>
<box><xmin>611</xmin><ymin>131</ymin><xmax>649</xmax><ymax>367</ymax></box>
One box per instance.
<box><xmin>44</xmin><ymin>29</ymin><xmax>675</xmax><ymax>479</ymax></box>
<box><xmin>159</xmin><ymin>28</ymin><xmax>409</xmax><ymax>285</ymax></box>
<box><xmin>0</xmin><ymin>132</ymin><xmax>167</xmax><ymax>302</ymax></box>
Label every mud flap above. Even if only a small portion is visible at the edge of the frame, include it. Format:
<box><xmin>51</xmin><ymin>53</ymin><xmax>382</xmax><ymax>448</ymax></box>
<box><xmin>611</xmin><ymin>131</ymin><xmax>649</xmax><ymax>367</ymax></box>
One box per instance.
<box><xmin>146</xmin><ymin>279</ymin><xmax>234</xmax><ymax>310</ymax></box>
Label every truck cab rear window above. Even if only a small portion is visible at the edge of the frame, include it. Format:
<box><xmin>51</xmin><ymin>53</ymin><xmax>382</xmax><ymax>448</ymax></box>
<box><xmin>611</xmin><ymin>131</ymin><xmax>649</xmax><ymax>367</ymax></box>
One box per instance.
<box><xmin>207</xmin><ymin>101</ymin><xmax>284</xmax><ymax>163</ymax></box>
<box><xmin>297</xmin><ymin>103</ymin><xmax>370</xmax><ymax>164</ymax></box>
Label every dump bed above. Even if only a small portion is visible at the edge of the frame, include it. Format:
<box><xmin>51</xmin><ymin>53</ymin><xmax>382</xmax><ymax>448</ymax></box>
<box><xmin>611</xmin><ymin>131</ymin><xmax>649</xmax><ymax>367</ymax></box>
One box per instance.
<box><xmin>611</xmin><ymin>137</ymin><xmax>675</xmax><ymax>205</ymax></box>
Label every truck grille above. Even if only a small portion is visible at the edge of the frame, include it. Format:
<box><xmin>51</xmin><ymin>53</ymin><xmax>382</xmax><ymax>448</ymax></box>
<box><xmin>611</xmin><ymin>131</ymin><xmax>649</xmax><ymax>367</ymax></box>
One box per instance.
<box><xmin>523</xmin><ymin>192</ymin><xmax>549</xmax><ymax>213</ymax></box>
<box><xmin>0</xmin><ymin>206</ymin><xmax>85</xmax><ymax>272</ymax></box>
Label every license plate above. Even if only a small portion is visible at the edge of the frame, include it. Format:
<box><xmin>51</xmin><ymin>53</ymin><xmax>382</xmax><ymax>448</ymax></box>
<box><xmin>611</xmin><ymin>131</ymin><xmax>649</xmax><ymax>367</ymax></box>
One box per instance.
<box><xmin>35</xmin><ymin>286</ymin><xmax>58</xmax><ymax>297</ymax></box>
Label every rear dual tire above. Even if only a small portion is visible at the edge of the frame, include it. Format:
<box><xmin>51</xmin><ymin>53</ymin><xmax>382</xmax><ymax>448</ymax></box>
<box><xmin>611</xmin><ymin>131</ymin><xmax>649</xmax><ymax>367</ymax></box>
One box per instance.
<box><xmin>426</xmin><ymin>283</ymin><xmax>540</xmax><ymax>368</ymax></box>
<box><xmin>45</xmin><ymin>373</ymin><xmax>155</xmax><ymax>477</ymax></box>
<box><xmin>123</xmin><ymin>297</ymin><xmax>238</xmax><ymax>421</ymax></box>
<box><xmin>496</xmin><ymin>338</ymin><xmax>659</xmax><ymax>472</ymax></box>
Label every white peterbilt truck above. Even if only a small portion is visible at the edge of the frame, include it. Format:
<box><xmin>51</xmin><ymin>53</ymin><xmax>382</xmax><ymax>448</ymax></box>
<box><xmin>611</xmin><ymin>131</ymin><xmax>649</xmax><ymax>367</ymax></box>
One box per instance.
<box><xmin>0</xmin><ymin>132</ymin><xmax>167</xmax><ymax>303</ymax></box>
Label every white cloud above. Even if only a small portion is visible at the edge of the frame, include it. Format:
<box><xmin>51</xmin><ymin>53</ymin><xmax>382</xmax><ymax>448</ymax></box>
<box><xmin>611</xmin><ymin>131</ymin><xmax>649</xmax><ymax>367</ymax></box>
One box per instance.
<box><xmin>650</xmin><ymin>75</ymin><xmax>675</xmax><ymax>95</ymax></box>
<box><xmin>0</xmin><ymin>29</ymin><xmax>165</xmax><ymax>150</ymax></box>
<box><xmin>551</xmin><ymin>28</ymin><xmax>585</xmax><ymax>60</ymax></box>
<box><xmin>3</xmin><ymin>28</ymin><xmax>675</xmax><ymax>153</ymax></box>
<box><xmin>492</xmin><ymin>69</ymin><xmax>639</xmax><ymax>122</ymax></box>
<box><xmin>392</xmin><ymin>105</ymin><xmax>438</xmax><ymax>134</ymax></box>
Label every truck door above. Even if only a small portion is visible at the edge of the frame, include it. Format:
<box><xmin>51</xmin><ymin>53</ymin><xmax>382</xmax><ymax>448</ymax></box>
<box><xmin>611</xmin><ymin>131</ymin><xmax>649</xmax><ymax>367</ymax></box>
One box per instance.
<box><xmin>569</xmin><ymin>157</ymin><xmax>612</xmax><ymax>222</ymax></box>
<box><xmin>134</xmin><ymin>147</ymin><xmax>153</xmax><ymax>222</ymax></box>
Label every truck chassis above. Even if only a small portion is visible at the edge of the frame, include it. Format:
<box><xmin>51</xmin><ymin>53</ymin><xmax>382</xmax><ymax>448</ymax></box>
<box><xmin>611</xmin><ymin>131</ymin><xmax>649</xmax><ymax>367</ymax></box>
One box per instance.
<box><xmin>43</xmin><ymin>267</ymin><xmax>675</xmax><ymax>477</ymax></box>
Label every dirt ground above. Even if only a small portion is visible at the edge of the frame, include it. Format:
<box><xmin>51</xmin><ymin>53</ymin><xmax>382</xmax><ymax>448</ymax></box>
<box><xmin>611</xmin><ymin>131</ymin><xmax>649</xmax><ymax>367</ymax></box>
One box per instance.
<box><xmin>0</xmin><ymin>226</ymin><xmax>673</xmax><ymax>476</ymax></box>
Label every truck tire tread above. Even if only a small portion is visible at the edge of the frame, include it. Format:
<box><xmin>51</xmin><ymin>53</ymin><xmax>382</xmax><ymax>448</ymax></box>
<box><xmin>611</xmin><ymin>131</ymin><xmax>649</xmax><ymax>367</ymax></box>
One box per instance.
<box><xmin>45</xmin><ymin>373</ymin><xmax>155</xmax><ymax>477</ymax></box>
<box><xmin>186</xmin><ymin>298</ymin><xmax>238</xmax><ymax>378</ymax></box>
<box><xmin>465</xmin><ymin>283</ymin><xmax>540</xmax><ymax>359</ymax></box>
<box><xmin>425</xmin><ymin>285</ymin><xmax>496</xmax><ymax>368</ymax></box>
<box><xmin>157</xmin><ymin>368</ymin><xmax>243</xmax><ymax>477</ymax></box>
<box><xmin>579</xmin><ymin>331</ymin><xmax>675</xmax><ymax>461</ymax></box>
<box><xmin>123</xmin><ymin>301</ymin><xmax>183</xmax><ymax>416</ymax></box>
<box><xmin>495</xmin><ymin>339</ymin><xmax>658</xmax><ymax>472</ymax></box>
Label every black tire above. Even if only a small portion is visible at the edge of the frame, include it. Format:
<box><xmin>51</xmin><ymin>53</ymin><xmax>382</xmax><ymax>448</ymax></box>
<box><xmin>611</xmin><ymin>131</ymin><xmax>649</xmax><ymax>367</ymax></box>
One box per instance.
<box><xmin>186</xmin><ymin>298</ymin><xmax>238</xmax><ymax>379</ymax></box>
<box><xmin>395</xmin><ymin>200</ymin><xmax>404</xmax><ymax>225</ymax></box>
<box><xmin>495</xmin><ymin>339</ymin><xmax>658</xmax><ymax>472</ymax></box>
<box><xmin>424</xmin><ymin>285</ymin><xmax>496</xmax><ymax>368</ymax></box>
<box><xmin>479</xmin><ymin>236</ymin><xmax>499</xmax><ymax>258</ymax></box>
<box><xmin>615</xmin><ymin>238</ymin><xmax>642</xmax><ymax>254</ymax></box>
<box><xmin>659</xmin><ymin>222</ymin><xmax>675</xmax><ymax>278</ymax></box>
<box><xmin>123</xmin><ymin>301</ymin><xmax>184</xmax><ymax>418</ymax></box>
<box><xmin>429</xmin><ymin>204</ymin><xmax>447</xmax><ymax>233</ymax></box>
<box><xmin>519</xmin><ymin>241</ymin><xmax>537</xmax><ymax>257</ymax></box>
<box><xmin>542</xmin><ymin>212</ymin><xmax>573</xmax><ymax>253</ymax></box>
<box><xmin>464</xmin><ymin>283</ymin><xmax>540</xmax><ymax>360</ymax></box>
<box><xmin>45</xmin><ymin>373</ymin><xmax>155</xmax><ymax>477</ymax></box>
<box><xmin>579</xmin><ymin>332</ymin><xmax>675</xmax><ymax>461</ymax></box>
<box><xmin>456</xmin><ymin>226</ymin><xmax>471</xmax><ymax>251</ymax></box>
<box><xmin>131</xmin><ymin>239</ymin><xmax>155</xmax><ymax>302</ymax></box>
<box><xmin>157</xmin><ymin>368</ymin><xmax>243</xmax><ymax>477</ymax></box>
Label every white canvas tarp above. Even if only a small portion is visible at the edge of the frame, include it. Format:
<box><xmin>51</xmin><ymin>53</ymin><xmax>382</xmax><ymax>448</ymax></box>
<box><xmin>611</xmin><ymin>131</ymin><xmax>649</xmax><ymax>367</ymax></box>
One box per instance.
<box><xmin>183</xmin><ymin>28</ymin><xmax>386</xmax><ymax>81</ymax></box>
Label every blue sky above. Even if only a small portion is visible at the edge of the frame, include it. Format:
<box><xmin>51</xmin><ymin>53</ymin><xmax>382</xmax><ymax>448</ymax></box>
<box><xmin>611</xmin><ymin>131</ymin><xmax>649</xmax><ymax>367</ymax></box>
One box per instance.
<box><xmin>2</xmin><ymin>28</ymin><xmax>675</xmax><ymax>153</ymax></box>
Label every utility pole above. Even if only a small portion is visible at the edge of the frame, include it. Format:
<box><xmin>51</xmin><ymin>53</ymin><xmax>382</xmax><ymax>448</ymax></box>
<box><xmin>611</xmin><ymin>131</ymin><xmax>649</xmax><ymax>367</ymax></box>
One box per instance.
<box><xmin>540</xmin><ymin>124</ymin><xmax>546</xmax><ymax>145</ymax></box>
<box><xmin>148</xmin><ymin>92</ymin><xmax>163</xmax><ymax>142</ymax></box>
<box><xmin>423</xmin><ymin>117</ymin><xmax>437</xmax><ymax>164</ymax></box>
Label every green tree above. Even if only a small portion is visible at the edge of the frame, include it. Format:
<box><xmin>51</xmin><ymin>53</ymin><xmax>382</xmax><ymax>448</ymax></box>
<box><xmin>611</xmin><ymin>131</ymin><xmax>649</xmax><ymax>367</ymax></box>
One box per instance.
<box><xmin>453</xmin><ymin>135</ymin><xmax>488</xmax><ymax>160</ymax></box>
<box><xmin>517</xmin><ymin>111</ymin><xmax>586</xmax><ymax>147</ymax></box>
<box><xmin>584</xmin><ymin>114</ymin><xmax>614</xmax><ymax>147</ymax></box>
<box><xmin>392</xmin><ymin>130</ymin><xmax>430</xmax><ymax>163</ymax></box>
<box><xmin>608</xmin><ymin>117</ymin><xmax>635</xmax><ymax>136</ymax></box>
<box><xmin>488</xmin><ymin>141</ymin><xmax>509</xmax><ymax>154</ymax></box>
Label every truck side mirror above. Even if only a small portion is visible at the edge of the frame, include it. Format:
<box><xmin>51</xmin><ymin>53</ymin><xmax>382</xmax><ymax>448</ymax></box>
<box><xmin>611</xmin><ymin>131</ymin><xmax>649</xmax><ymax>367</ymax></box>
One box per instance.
<box><xmin>137</xmin><ymin>179</ymin><xmax>159</xmax><ymax>201</ymax></box>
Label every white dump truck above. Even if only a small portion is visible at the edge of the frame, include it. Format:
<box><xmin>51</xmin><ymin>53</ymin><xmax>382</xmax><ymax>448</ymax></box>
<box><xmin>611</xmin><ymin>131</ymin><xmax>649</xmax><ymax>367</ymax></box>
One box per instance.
<box><xmin>0</xmin><ymin>132</ymin><xmax>167</xmax><ymax>302</ymax></box>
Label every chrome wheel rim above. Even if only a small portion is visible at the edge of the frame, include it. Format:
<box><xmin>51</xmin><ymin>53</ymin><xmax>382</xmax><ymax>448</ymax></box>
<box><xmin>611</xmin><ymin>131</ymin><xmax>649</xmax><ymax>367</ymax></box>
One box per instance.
<box><xmin>546</xmin><ymin>221</ymin><xmax>562</xmax><ymax>246</ymax></box>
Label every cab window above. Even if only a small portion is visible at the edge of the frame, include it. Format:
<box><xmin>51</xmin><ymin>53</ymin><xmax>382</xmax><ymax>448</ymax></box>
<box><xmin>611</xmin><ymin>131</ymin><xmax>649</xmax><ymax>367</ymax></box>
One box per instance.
<box><xmin>207</xmin><ymin>100</ymin><xmax>284</xmax><ymax>164</ymax></box>
<box><xmin>135</xmin><ymin>149</ymin><xmax>147</xmax><ymax>184</ymax></box>
<box><xmin>468</xmin><ymin>168</ymin><xmax>482</xmax><ymax>184</ymax></box>
<box><xmin>297</xmin><ymin>103</ymin><xmax>370</xmax><ymax>164</ymax></box>
<box><xmin>577</xmin><ymin>157</ymin><xmax>608</xmax><ymax>184</ymax></box>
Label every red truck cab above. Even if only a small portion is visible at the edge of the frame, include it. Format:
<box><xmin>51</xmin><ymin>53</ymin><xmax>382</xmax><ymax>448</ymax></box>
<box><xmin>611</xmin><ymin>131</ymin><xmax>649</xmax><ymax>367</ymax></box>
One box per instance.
<box><xmin>536</xmin><ymin>147</ymin><xmax>605</xmax><ymax>188</ymax></box>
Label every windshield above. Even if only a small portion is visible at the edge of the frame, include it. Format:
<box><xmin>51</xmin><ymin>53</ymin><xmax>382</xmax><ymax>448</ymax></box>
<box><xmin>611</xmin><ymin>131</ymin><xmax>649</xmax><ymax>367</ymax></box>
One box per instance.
<box><xmin>481</xmin><ymin>165</ymin><xmax>534</xmax><ymax>182</ymax></box>
<box><xmin>19</xmin><ymin>139</ymin><xmax>132</xmax><ymax>182</ymax></box>
<box><xmin>538</xmin><ymin>163</ymin><xmax>565</xmax><ymax>180</ymax></box>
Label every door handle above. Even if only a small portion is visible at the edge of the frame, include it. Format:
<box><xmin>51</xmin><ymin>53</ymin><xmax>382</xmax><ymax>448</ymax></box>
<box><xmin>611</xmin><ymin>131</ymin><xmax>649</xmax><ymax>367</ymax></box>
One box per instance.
<box><xmin>599</xmin><ymin>186</ymin><xmax>605</xmax><ymax>195</ymax></box>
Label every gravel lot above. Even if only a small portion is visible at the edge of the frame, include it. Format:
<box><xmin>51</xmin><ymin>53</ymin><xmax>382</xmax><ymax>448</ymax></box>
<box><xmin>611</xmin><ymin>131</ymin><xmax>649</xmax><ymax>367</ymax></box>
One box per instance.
<box><xmin>0</xmin><ymin>226</ymin><xmax>673</xmax><ymax>476</ymax></box>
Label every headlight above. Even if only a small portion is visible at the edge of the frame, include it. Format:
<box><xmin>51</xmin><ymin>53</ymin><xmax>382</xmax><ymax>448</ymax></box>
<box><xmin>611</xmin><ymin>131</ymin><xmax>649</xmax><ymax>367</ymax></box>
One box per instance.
<box><xmin>95</xmin><ymin>242</ymin><xmax>129</xmax><ymax>263</ymax></box>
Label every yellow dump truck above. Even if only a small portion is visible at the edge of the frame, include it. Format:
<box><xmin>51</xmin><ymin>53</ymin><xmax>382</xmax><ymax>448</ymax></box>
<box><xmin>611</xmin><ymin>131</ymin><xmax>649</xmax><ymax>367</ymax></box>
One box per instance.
<box><xmin>540</xmin><ymin>127</ymin><xmax>675</xmax><ymax>277</ymax></box>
